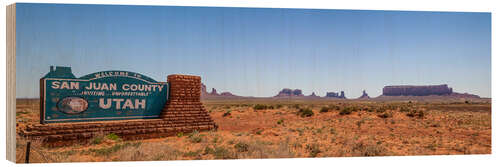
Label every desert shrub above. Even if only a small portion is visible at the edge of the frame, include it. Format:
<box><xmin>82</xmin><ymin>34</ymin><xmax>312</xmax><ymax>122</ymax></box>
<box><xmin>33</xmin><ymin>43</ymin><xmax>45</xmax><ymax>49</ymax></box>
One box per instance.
<box><xmin>329</xmin><ymin>128</ymin><xmax>337</xmax><ymax>135</ymax></box>
<box><xmin>306</xmin><ymin>144</ymin><xmax>321</xmax><ymax>157</ymax></box>
<box><xmin>314</xmin><ymin>128</ymin><xmax>323</xmax><ymax>134</ymax></box>
<box><xmin>343</xmin><ymin>106</ymin><xmax>361</xmax><ymax>113</ymax></box>
<box><xmin>407</xmin><ymin>109</ymin><xmax>425</xmax><ymax>118</ymax></box>
<box><xmin>188</xmin><ymin>130</ymin><xmax>203</xmax><ymax>143</ymax></box>
<box><xmin>84</xmin><ymin>142</ymin><xmax>141</xmax><ymax>157</ymax></box>
<box><xmin>234</xmin><ymin>142</ymin><xmax>249</xmax><ymax>152</ymax></box>
<box><xmin>417</xmin><ymin>110</ymin><xmax>425</xmax><ymax>118</ymax></box>
<box><xmin>292</xmin><ymin>142</ymin><xmax>303</xmax><ymax>149</ymax></box>
<box><xmin>176</xmin><ymin>132</ymin><xmax>184</xmax><ymax>137</ymax></box>
<box><xmin>377</xmin><ymin>112</ymin><xmax>392</xmax><ymax>119</ymax></box>
<box><xmin>345</xmin><ymin>106</ymin><xmax>353</xmax><ymax>112</ymax></box>
<box><xmin>183</xmin><ymin>150</ymin><xmax>201</xmax><ymax>157</ymax></box>
<box><xmin>203</xmin><ymin>146</ymin><xmax>215</xmax><ymax>155</ymax></box>
<box><xmin>106</xmin><ymin>133</ymin><xmax>121</xmax><ymax>141</ymax></box>
<box><xmin>211</xmin><ymin>135</ymin><xmax>221</xmax><ymax>143</ymax></box>
<box><xmin>223</xmin><ymin>110</ymin><xmax>232</xmax><ymax>117</ymax></box>
<box><xmin>376</xmin><ymin>107</ymin><xmax>386</xmax><ymax>113</ymax></box>
<box><xmin>356</xmin><ymin>119</ymin><xmax>365</xmax><ymax>128</ymax></box>
<box><xmin>16</xmin><ymin>111</ymin><xmax>29</xmax><ymax>116</ymax></box>
<box><xmin>277</xmin><ymin>119</ymin><xmax>284</xmax><ymax>125</ymax></box>
<box><xmin>293</xmin><ymin>104</ymin><xmax>301</xmax><ymax>109</ymax></box>
<box><xmin>213</xmin><ymin>146</ymin><xmax>234</xmax><ymax>159</ymax></box>
<box><xmin>296</xmin><ymin>128</ymin><xmax>304</xmax><ymax>136</ymax></box>
<box><xmin>351</xmin><ymin>142</ymin><xmax>387</xmax><ymax>156</ymax></box>
<box><xmin>425</xmin><ymin>143</ymin><xmax>439</xmax><ymax>151</ymax></box>
<box><xmin>253</xmin><ymin>104</ymin><xmax>268</xmax><ymax>110</ymax></box>
<box><xmin>399</xmin><ymin>106</ymin><xmax>410</xmax><ymax>112</ymax></box>
<box><xmin>430</xmin><ymin>123</ymin><xmax>440</xmax><ymax>127</ymax></box>
<box><xmin>91</xmin><ymin>136</ymin><xmax>104</xmax><ymax>145</ymax></box>
<box><xmin>276</xmin><ymin>104</ymin><xmax>283</xmax><ymax>109</ymax></box>
<box><xmin>339</xmin><ymin>107</ymin><xmax>352</xmax><ymax>115</ymax></box>
<box><xmin>297</xmin><ymin>108</ymin><xmax>314</xmax><ymax>117</ymax></box>
<box><xmin>320</xmin><ymin>106</ymin><xmax>330</xmax><ymax>113</ymax></box>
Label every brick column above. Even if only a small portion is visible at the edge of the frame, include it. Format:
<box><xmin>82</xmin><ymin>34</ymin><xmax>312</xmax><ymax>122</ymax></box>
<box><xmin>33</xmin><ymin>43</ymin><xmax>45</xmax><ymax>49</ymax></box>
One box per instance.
<box><xmin>161</xmin><ymin>74</ymin><xmax>217</xmax><ymax>131</ymax></box>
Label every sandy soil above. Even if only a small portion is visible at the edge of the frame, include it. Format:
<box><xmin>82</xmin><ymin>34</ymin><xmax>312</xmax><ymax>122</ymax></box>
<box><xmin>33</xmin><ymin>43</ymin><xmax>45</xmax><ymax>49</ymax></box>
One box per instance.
<box><xmin>15</xmin><ymin>98</ymin><xmax>491</xmax><ymax>163</ymax></box>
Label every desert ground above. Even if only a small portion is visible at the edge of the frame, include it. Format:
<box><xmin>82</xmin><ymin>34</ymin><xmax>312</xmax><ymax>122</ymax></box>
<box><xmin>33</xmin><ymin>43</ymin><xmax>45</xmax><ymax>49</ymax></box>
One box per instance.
<box><xmin>15</xmin><ymin>98</ymin><xmax>491</xmax><ymax>163</ymax></box>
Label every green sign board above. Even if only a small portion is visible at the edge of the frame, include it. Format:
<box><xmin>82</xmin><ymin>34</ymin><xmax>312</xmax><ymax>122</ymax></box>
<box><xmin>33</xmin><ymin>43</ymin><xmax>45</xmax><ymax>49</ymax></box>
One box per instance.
<box><xmin>40</xmin><ymin>66</ymin><xmax>169</xmax><ymax>123</ymax></box>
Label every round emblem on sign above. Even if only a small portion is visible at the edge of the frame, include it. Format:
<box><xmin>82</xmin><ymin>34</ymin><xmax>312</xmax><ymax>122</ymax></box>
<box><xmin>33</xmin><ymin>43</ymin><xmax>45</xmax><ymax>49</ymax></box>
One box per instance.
<box><xmin>57</xmin><ymin>97</ymin><xmax>88</xmax><ymax>114</ymax></box>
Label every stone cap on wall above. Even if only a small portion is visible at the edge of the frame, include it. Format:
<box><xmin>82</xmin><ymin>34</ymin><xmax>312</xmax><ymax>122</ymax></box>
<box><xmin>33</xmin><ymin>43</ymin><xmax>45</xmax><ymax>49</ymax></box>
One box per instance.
<box><xmin>167</xmin><ymin>74</ymin><xmax>201</xmax><ymax>81</ymax></box>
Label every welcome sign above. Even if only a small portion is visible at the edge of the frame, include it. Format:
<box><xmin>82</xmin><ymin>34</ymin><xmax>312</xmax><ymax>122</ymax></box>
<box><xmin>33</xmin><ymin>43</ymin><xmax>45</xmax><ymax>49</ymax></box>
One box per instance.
<box><xmin>40</xmin><ymin>66</ymin><xmax>169</xmax><ymax>123</ymax></box>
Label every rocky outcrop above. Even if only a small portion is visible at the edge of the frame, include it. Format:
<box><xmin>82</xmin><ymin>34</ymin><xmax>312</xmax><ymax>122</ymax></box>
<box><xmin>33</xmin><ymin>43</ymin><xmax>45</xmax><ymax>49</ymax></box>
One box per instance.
<box><xmin>201</xmin><ymin>83</ymin><xmax>208</xmax><ymax>96</ymax></box>
<box><xmin>309</xmin><ymin>92</ymin><xmax>319</xmax><ymax>97</ymax></box>
<box><xmin>201</xmin><ymin>83</ymin><xmax>239</xmax><ymax>98</ymax></box>
<box><xmin>275</xmin><ymin>88</ymin><xmax>304</xmax><ymax>97</ymax></box>
<box><xmin>326</xmin><ymin>92</ymin><xmax>339</xmax><ymax>97</ymax></box>
<box><xmin>220</xmin><ymin>92</ymin><xmax>235</xmax><ymax>96</ymax></box>
<box><xmin>383</xmin><ymin>84</ymin><xmax>453</xmax><ymax>96</ymax></box>
<box><xmin>358</xmin><ymin>90</ymin><xmax>370</xmax><ymax>99</ymax></box>
<box><xmin>325</xmin><ymin>91</ymin><xmax>346</xmax><ymax>99</ymax></box>
<box><xmin>210</xmin><ymin>88</ymin><xmax>218</xmax><ymax>95</ymax></box>
<box><xmin>449</xmin><ymin>92</ymin><xmax>481</xmax><ymax>98</ymax></box>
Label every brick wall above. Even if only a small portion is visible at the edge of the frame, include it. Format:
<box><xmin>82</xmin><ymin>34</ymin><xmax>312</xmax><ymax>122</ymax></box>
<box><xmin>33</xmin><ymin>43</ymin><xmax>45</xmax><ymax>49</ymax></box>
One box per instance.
<box><xmin>160</xmin><ymin>74</ymin><xmax>217</xmax><ymax>129</ymax></box>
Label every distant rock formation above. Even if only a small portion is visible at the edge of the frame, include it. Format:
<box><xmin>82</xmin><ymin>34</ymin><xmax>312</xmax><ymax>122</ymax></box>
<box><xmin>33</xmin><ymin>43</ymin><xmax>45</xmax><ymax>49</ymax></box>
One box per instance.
<box><xmin>201</xmin><ymin>83</ymin><xmax>238</xmax><ymax>98</ymax></box>
<box><xmin>383</xmin><ymin>84</ymin><xmax>453</xmax><ymax>96</ymax></box>
<box><xmin>309</xmin><ymin>92</ymin><xmax>319</xmax><ymax>97</ymax></box>
<box><xmin>275</xmin><ymin>88</ymin><xmax>304</xmax><ymax>97</ymax></box>
<box><xmin>449</xmin><ymin>92</ymin><xmax>481</xmax><ymax>98</ymax></box>
<box><xmin>210</xmin><ymin>88</ymin><xmax>218</xmax><ymax>95</ymax></box>
<box><xmin>201</xmin><ymin>83</ymin><xmax>208</xmax><ymax>96</ymax></box>
<box><xmin>220</xmin><ymin>92</ymin><xmax>235</xmax><ymax>96</ymax></box>
<box><xmin>326</xmin><ymin>92</ymin><xmax>339</xmax><ymax>97</ymax></box>
<box><xmin>358</xmin><ymin>90</ymin><xmax>370</xmax><ymax>99</ymax></box>
<box><xmin>325</xmin><ymin>91</ymin><xmax>346</xmax><ymax>99</ymax></box>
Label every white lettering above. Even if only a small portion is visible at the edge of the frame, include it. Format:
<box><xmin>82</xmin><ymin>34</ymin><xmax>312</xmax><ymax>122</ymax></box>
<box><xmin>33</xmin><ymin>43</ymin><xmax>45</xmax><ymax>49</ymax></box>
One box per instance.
<box><xmin>70</xmin><ymin>82</ymin><xmax>79</xmax><ymax>89</ymax></box>
<box><xmin>109</xmin><ymin>83</ymin><xmax>117</xmax><ymax>91</ymax></box>
<box><xmin>135</xmin><ymin>99</ymin><xmax>146</xmax><ymax>109</ymax></box>
<box><xmin>130</xmin><ymin>84</ymin><xmax>137</xmax><ymax>91</ymax></box>
<box><xmin>143</xmin><ymin>85</ymin><xmax>151</xmax><ymax>91</ymax></box>
<box><xmin>51</xmin><ymin>81</ymin><xmax>60</xmax><ymax>89</ymax></box>
<box><xmin>100</xmin><ymin>83</ymin><xmax>108</xmax><ymax>90</ymax></box>
<box><xmin>99</xmin><ymin>98</ymin><xmax>112</xmax><ymax>109</ymax></box>
<box><xmin>157</xmin><ymin>85</ymin><xmax>164</xmax><ymax>92</ymax></box>
<box><xmin>60</xmin><ymin>82</ymin><xmax>70</xmax><ymax>89</ymax></box>
<box><xmin>97</xmin><ymin>98</ymin><xmax>147</xmax><ymax>110</ymax></box>
<box><xmin>123</xmin><ymin>99</ymin><xmax>135</xmax><ymax>109</ymax></box>
<box><xmin>112</xmin><ymin>99</ymin><xmax>124</xmax><ymax>109</ymax></box>
<box><xmin>122</xmin><ymin>84</ymin><xmax>130</xmax><ymax>91</ymax></box>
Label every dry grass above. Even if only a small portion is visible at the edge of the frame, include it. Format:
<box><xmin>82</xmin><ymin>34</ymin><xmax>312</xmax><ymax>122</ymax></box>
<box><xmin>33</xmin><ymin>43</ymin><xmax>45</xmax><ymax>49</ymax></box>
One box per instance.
<box><xmin>15</xmin><ymin>98</ymin><xmax>491</xmax><ymax>163</ymax></box>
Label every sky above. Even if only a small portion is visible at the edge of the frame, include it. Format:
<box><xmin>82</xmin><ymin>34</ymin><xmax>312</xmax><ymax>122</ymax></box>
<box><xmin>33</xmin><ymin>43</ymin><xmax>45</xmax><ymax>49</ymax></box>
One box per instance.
<box><xmin>16</xmin><ymin>3</ymin><xmax>491</xmax><ymax>98</ymax></box>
